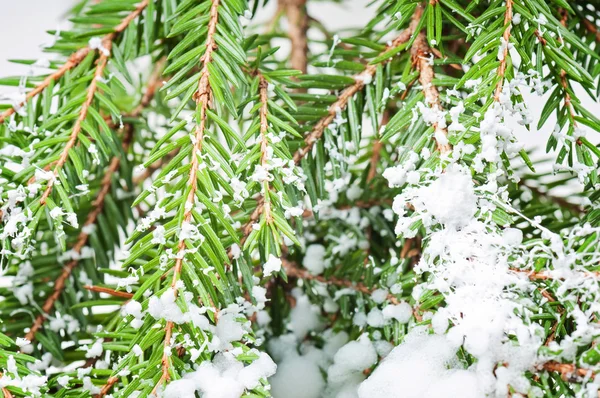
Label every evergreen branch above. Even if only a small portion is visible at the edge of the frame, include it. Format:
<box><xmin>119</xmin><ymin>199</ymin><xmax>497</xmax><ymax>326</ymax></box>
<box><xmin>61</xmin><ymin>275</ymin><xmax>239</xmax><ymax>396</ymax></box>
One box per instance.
<box><xmin>20</xmin><ymin>59</ymin><xmax>163</xmax><ymax>343</ymax></box>
<box><xmin>154</xmin><ymin>0</ymin><xmax>221</xmax><ymax>392</ymax></box>
<box><xmin>84</xmin><ymin>285</ymin><xmax>134</xmax><ymax>298</ymax></box>
<box><xmin>282</xmin><ymin>258</ymin><xmax>399</xmax><ymax>304</ymax></box>
<box><xmin>258</xmin><ymin>74</ymin><xmax>274</xmax><ymax>225</ymax></box>
<box><xmin>233</xmin><ymin>8</ymin><xmax>424</xmax><ymax>255</ymax></box>
<box><xmin>25</xmin><ymin>127</ymin><xmax>133</xmax><ymax>343</ymax></box>
<box><xmin>38</xmin><ymin>50</ymin><xmax>109</xmax><ymax>205</ymax></box>
<box><xmin>411</xmin><ymin>29</ymin><xmax>451</xmax><ymax>154</ymax></box>
<box><xmin>0</xmin><ymin>0</ymin><xmax>149</xmax><ymax>125</ymax></box>
<box><xmin>291</xmin><ymin>5</ymin><xmax>424</xmax><ymax>165</ymax></box>
<box><xmin>493</xmin><ymin>0</ymin><xmax>513</xmax><ymax>101</ymax></box>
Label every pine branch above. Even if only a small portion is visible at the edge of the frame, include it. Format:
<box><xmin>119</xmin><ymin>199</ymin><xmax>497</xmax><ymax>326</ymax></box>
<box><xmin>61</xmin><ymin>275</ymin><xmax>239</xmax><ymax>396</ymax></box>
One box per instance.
<box><xmin>0</xmin><ymin>0</ymin><xmax>149</xmax><ymax>124</ymax></box>
<box><xmin>411</xmin><ymin>29</ymin><xmax>451</xmax><ymax>154</ymax></box>
<box><xmin>153</xmin><ymin>0</ymin><xmax>220</xmax><ymax>392</ymax></box>
<box><xmin>292</xmin><ymin>6</ymin><xmax>424</xmax><ymax>165</ymax></box>
<box><xmin>258</xmin><ymin>74</ymin><xmax>274</xmax><ymax>225</ymax></box>
<box><xmin>38</xmin><ymin>50</ymin><xmax>109</xmax><ymax>205</ymax></box>
<box><xmin>21</xmin><ymin>59</ymin><xmax>164</xmax><ymax>344</ymax></box>
<box><xmin>25</xmin><ymin>126</ymin><xmax>133</xmax><ymax>343</ymax></box>
<box><xmin>282</xmin><ymin>259</ymin><xmax>399</xmax><ymax>304</ymax></box>
<box><xmin>493</xmin><ymin>0</ymin><xmax>513</xmax><ymax>101</ymax></box>
<box><xmin>232</xmin><ymin>7</ymin><xmax>424</xmax><ymax>257</ymax></box>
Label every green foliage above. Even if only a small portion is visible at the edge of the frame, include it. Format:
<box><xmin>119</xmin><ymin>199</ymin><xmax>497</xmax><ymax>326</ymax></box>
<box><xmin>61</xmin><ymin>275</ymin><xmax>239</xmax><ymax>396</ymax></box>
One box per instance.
<box><xmin>0</xmin><ymin>0</ymin><xmax>599</xmax><ymax>397</ymax></box>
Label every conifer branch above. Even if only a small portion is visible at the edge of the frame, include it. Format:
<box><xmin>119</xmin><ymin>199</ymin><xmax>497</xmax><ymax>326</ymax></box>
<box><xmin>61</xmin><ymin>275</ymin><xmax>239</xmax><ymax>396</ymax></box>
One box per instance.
<box><xmin>493</xmin><ymin>0</ymin><xmax>513</xmax><ymax>101</ymax></box>
<box><xmin>21</xmin><ymin>58</ymin><xmax>163</xmax><ymax>342</ymax></box>
<box><xmin>258</xmin><ymin>75</ymin><xmax>274</xmax><ymax>225</ymax></box>
<box><xmin>25</xmin><ymin>127</ymin><xmax>133</xmax><ymax>342</ymax></box>
<box><xmin>411</xmin><ymin>30</ymin><xmax>451</xmax><ymax>154</ymax></box>
<box><xmin>291</xmin><ymin>5</ymin><xmax>424</xmax><ymax>165</ymax></box>
<box><xmin>154</xmin><ymin>0</ymin><xmax>220</xmax><ymax>392</ymax></box>
<box><xmin>282</xmin><ymin>259</ymin><xmax>399</xmax><ymax>304</ymax></box>
<box><xmin>38</xmin><ymin>50</ymin><xmax>109</xmax><ymax>205</ymax></box>
<box><xmin>232</xmin><ymin>7</ymin><xmax>424</xmax><ymax>255</ymax></box>
<box><xmin>0</xmin><ymin>0</ymin><xmax>148</xmax><ymax>125</ymax></box>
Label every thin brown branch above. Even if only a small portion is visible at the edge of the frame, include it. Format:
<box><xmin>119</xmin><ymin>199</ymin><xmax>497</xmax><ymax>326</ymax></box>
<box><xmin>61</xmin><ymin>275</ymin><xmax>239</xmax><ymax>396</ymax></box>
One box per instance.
<box><xmin>582</xmin><ymin>18</ymin><xmax>600</xmax><ymax>43</ymax></box>
<box><xmin>493</xmin><ymin>0</ymin><xmax>513</xmax><ymax>101</ymax></box>
<box><xmin>229</xmin><ymin>7</ymin><xmax>424</xmax><ymax>260</ymax></box>
<box><xmin>511</xmin><ymin>268</ymin><xmax>600</xmax><ymax>281</ymax></box>
<box><xmin>39</xmin><ymin>49</ymin><xmax>110</xmax><ymax>205</ymax></box>
<box><xmin>283</xmin><ymin>259</ymin><xmax>398</xmax><ymax>303</ymax></box>
<box><xmin>367</xmin><ymin>110</ymin><xmax>389</xmax><ymax>182</ymax></box>
<box><xmin>292</xmin><ymin>5</ymin><xmax>424</xmax><ymax>166</ymax></box>
<box><xmin>95</xmin><ymin>376</ymin><xmax>118</xmax><ymax>398</ymax></box>
<box><xmin>411</xmin><ymin>31</ymin><xmax>452</xmax><ymax>154</ymax></box>
<box><xmin>258</xmin><ymin>75</ymin><xmax>274</xmax><ymax>225</ymax></box>
<box><xmin>21</xmin><ymin>59</ymin><xmax>164</xmax><ymax>343</ymax></box>
<box><xmin>522</xmin><ymin>181</ymin><xmax>584</xmax><ymax>214</ymax></box>
<box><xmin>25</xmin><ymin>127</ymin><xmax>134</xmax><ymax>342</ymax></box>
<box><xmin>0</xmin><ymin>0</ymin><xmax>149</xmax><ymax>124</ymax></box>
<box><xmin>282</xmin><ymin>0</ymin><xmax>309</xmax><ymax>73</ymax></box>
<box><xmin>542</xmin><ymin>361</ymin><xmax>596</xmax><ymax>381</ymax></box>
<box><xmin>84</xmin><ymin>285</ymin><xmax>134</xmax><ymax>299</ymax></box>
<box><xmin>1</xmin><ymin>383</ymin><xmax>13</xmax><ymax>398</ymax></box>
<box><xmin>153</xmin><ymin>0</ymin><xmax>221</xmax><ymax>393</ymax></box>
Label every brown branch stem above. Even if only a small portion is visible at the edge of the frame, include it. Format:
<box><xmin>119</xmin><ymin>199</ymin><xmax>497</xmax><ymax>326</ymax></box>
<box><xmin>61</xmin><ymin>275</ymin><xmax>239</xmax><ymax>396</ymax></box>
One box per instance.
<box><xmin>493</xmin><ymin>0</ymin><xmax>513</xmax><ymax>101</ymax></box>
<box><xmin>282</xmin><ymin>0</ymin><xmax>309</xmax><ymax>73</ymax></box>
<box><xmin>84</xmin><ymin>285</ymin><xmax>134</xmax><ymax>299</ymax></box>
<box><xmin>227</xmin><ymin>6</ymin><xmax>424</xmax><ymax>261</ymax></box>
<box><xmin>25</xmin><ymin>127</ymin><xmax>133</xmax><ymax>342</ymax></box>
<box><xmin>411</xmin><ymin>30</ymin><xmax>451</xmax><ymax>154</ymax></box>
<box><xmin>153</xmin><ymin>0</ymin><xmax>220</xmax><ymax>393</ymax></box>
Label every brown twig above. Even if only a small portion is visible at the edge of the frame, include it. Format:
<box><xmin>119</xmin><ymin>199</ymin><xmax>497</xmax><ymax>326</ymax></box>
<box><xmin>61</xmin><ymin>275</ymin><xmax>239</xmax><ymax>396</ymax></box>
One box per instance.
<box><xmin>38</xmin><ymin>49</ymin><xmax>110</xmax><ymax>205</ymax></box>
<box><xmin>228</xmin><ymin>6</ymin><xmax>424</xmax><ymax>261</ymax></box>
<box><xmin>493</xmin><ymin>0</ymin><xmax>513</xmax><ymax>101</ymax></box>
<box><xmin>367</xmin><ymin>111</ymin><xmax>389</xmax><ymax>182</ymax></box>
<box><xmin>84</xmin><ymin>285</ymin><xmax>134</xmax><ymax>299</ymax></box>
<box><xmin>0</xmin><ymin>0</ymin><xmax>149</xmax><ymax>124</ymax></box>
<box><xmin>283</xmin><ymin>258</ymin><xmax>399</xmax><ymax>304</ymax></box>
<box><xmin>511</xmin><ymin>268</ymin><xmax>600</xmax><ymax>281</ymax></box>
<box><xmin>22</xmin><ymin>59</ymin><xmax>165</xmax><ymax>343</ymax></box>
<box><xmin>282</xmin><ymin>0</ymin><xmax>309</xmax><ymax>73</ymax></box>
<box><xmin>25</xmin><ymin>128</ymin><xmax>133</xmax><ymax>342</ymax></box>
<box><xmin>153</xmin><ymin>0</ymin><xmax>221</xmax><ymax>394</ymax></box>
<box><xmin>582</xmin><ymin>18</ymin><xmax>600</xmax><ymax>43</ymax></box>
<box><xmin>1</xmin><ymin>382</ymin><xmax>13</xmax><ymax>398</ymax></box>
<box><xmin>411</xmin><ymin>31</ymin><xmax>452</xmax><ymax>154</ymax></box>
<box><xmin>258</xmin><ymin>75</ymin><xmax>274</xmax><ymax>225</ymax></box>
<box><xmin>95</xmin><ymin>376</ymin><xmax>118</xmax><ymax>398</ymax></box>
<box><xmin>542</xmin><ymin>361</ymin><xmax>596</xmax><ymax>381</ymax></box>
